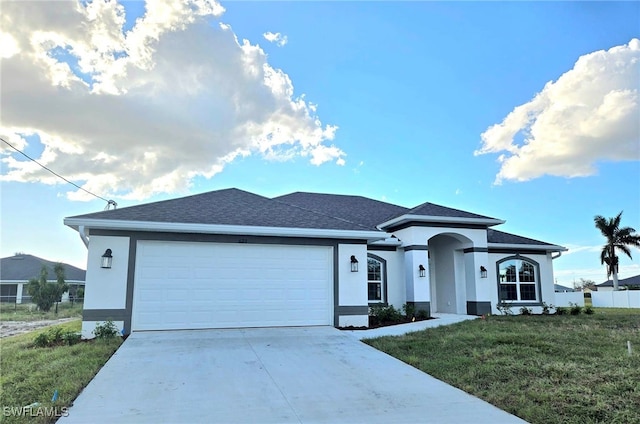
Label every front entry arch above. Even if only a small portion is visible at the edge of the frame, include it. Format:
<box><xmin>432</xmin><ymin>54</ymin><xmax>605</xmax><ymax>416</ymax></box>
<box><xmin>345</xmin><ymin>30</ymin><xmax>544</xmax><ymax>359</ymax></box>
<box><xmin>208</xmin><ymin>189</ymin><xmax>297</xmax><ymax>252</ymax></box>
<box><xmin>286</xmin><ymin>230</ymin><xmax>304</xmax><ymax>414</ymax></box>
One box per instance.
<box><xmin>428</xmin><ymin>233</ymin><xmax>471</xmax><ymax>314</ymax></box>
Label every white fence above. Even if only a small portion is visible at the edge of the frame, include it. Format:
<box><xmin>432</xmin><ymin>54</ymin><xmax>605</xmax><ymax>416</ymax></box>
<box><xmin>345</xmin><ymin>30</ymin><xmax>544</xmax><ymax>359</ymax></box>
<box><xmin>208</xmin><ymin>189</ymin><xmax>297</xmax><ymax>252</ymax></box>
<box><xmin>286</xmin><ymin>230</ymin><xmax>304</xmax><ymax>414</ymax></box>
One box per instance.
<box><xmin>592</xmin><ymin>291</ymin><xmax>640</xmax><ymax>308</ymax></box>
<box><xmin>554</xmin><ymin>292</ymin><xmax>585</xmax><ymax>307</ymax></box>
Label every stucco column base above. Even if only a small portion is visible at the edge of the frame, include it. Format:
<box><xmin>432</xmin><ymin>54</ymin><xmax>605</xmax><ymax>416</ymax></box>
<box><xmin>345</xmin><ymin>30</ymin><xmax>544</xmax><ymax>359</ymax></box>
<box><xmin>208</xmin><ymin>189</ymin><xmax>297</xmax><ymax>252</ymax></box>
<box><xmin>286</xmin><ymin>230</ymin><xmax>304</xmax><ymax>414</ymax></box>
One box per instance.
<box><xmin>466</xmin><ymin>301</ymin><xmax>491</xmax><ymax>316</ymax></box>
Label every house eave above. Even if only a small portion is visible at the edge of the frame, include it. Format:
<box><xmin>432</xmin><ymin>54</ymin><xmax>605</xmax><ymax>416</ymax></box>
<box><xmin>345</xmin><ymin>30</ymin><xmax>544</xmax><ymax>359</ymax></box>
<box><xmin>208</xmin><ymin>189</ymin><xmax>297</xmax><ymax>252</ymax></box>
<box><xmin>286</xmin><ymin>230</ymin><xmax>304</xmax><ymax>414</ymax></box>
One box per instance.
<box><xmin>488</xmin><ymin>243</ymin><xmax>568</xmax><ymax>252</ymax></box>
<box><xmin>64</xmin><ymin>218</ymin><xmax>387</xmax><ymax>242</ymax></box>
<box><xmin>378</xmin><ymin>214</ymin><xmax>505</xmax><ymax>230</ymax></box>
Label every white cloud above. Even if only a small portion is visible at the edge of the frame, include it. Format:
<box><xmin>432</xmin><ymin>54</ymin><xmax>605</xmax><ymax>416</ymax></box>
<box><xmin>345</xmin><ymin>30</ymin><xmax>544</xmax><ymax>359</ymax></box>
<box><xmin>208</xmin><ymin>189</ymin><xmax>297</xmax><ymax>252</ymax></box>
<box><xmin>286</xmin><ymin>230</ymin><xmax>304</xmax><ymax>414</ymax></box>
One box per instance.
<box><xmin>263</xmin><ymin>31</ymin><xmax>287</xmax><ymax>47</ymax></box>
<box><xmin>476</xmin><ymin>39</ymin><xmax>640</xmax><ymax>184</ymax></box>
<box><xmin>0</xmin><ymin>0</ymin><xmax>343</xmax><ymax>200</ymax></box>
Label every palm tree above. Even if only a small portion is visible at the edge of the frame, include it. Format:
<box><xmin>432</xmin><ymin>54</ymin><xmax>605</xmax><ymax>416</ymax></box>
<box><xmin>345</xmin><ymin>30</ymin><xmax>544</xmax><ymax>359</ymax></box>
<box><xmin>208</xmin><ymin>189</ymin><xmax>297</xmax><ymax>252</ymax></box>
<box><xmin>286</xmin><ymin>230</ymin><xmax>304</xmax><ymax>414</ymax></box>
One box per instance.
<box><xmin>594</xmin><ymin>211</ymin><xmax>640</xmax><ymax>290</ymax></box>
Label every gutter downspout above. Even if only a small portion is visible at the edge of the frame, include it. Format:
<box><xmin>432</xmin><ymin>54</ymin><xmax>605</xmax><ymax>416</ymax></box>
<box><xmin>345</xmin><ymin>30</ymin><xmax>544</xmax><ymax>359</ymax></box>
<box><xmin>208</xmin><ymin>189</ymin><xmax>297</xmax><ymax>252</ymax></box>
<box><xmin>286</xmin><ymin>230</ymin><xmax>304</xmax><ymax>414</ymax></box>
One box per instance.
<box><xmin>551</xmin><ymin>252</ymin><xmax>562</xmax><ymax>260</ymax></box>
<box><xmin>78</xmin><ymin>225</ymin><xmax>90</xmax><ymax>248</ymax></box>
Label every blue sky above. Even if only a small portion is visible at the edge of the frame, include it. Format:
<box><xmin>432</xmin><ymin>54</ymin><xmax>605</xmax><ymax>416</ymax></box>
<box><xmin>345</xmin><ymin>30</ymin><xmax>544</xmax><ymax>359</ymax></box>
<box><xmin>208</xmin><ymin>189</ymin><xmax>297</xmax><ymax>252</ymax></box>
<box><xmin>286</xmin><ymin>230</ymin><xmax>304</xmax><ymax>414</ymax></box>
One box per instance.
<box><xmin>1</xmin><ymin>1</ymin><xmax>638</xmax><ymax>287</ymax></box>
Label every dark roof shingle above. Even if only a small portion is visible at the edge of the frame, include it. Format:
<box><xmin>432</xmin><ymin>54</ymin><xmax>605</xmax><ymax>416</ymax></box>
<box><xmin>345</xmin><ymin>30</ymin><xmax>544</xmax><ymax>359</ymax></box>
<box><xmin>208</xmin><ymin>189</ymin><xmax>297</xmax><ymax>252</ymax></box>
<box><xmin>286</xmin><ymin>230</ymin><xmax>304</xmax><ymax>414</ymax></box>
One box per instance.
<box><xmin>275</xmin><ymin>192</ymin><xmax>408</xmax><ymax>229</ymax></box>
<box><xmin>0</xmin><ymin>254</ymin><xmax>86</xmax><ymax>281</ymax></box>
<box><xmin>487</xmin><ymin>229</ymin><xmax>557</xmax><ymax>246</ymax></box>
<box><xmin>68</xmin><ymin>188</ymin><xmax>379</xmax><ymax>232</ymax></box>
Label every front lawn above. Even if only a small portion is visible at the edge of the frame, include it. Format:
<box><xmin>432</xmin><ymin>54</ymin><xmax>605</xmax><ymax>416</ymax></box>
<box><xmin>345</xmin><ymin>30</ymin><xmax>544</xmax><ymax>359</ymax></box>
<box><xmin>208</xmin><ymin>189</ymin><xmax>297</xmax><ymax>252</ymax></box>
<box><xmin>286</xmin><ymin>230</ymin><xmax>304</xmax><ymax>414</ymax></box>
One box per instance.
<box><xmin>0</xmin><ymin>320</ymin><xmax>122</xmax><ymax>424</ymax></box>
<box><xmin>0</xmin><ymin>302</ymin><xmax>83</xmax><ymax>322</ymax></box>
<box><xmin>365</xmin><ymin>309</ymin><xmax>640</xmax><ymax>424</ymax></box>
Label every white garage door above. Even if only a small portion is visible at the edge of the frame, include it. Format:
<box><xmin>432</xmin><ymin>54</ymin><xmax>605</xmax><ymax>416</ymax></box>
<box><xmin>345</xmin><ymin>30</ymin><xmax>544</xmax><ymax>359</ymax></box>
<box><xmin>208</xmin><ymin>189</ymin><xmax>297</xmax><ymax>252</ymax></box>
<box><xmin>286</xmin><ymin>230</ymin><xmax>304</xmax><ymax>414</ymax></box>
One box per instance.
<box><xmin>132</xmin><ymin>241</ymin><xmax>333</xmax><ymax>331</ymax></box>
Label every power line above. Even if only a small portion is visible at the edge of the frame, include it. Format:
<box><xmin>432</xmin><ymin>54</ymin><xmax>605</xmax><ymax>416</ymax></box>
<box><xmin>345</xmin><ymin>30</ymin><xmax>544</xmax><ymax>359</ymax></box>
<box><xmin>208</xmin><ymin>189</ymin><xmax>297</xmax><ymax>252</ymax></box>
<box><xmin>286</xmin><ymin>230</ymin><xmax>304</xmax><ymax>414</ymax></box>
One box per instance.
<box><xmin>1</xmin><ymin>136</ymin><xmax>117</xmax><ymax>208</ymax></box>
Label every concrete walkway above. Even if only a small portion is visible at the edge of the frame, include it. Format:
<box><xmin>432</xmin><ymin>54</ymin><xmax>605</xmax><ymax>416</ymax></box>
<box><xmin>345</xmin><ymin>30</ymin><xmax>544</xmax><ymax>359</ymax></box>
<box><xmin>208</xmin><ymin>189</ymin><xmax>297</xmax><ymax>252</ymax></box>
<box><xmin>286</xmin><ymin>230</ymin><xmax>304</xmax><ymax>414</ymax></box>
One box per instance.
<box><xmin>344</xmin><ymin>313</ymin><xmax>479</xmax><ymax>340</ymax></box>
<box><xmin>60</xmin><ymin>323</ymin><xmax>525</xmax><ymax>424</ymax></box>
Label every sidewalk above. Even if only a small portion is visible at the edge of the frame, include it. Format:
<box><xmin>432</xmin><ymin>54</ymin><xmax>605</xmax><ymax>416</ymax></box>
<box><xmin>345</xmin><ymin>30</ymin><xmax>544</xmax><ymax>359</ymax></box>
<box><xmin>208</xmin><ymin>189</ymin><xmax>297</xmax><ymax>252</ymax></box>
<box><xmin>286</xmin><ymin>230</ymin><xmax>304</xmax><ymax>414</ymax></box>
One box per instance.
<box><xmin>344</xmin><ymin>313</ymin><xmax>479</xmax><ymax>340</ymax></box>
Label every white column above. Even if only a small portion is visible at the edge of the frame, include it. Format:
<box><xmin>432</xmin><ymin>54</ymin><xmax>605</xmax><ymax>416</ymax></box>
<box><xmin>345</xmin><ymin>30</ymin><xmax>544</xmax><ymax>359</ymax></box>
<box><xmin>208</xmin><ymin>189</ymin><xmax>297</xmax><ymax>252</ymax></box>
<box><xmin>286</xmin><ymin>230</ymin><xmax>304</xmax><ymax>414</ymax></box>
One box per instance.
<box><xmin>16</xmin><ymin>283</ymin><xmax>24</xmax><ymax>304</ymax></box>
<box><xmin>404</xmin><ymin>248</ymin><xmax>431</xmax><ymax>314</ymax></box>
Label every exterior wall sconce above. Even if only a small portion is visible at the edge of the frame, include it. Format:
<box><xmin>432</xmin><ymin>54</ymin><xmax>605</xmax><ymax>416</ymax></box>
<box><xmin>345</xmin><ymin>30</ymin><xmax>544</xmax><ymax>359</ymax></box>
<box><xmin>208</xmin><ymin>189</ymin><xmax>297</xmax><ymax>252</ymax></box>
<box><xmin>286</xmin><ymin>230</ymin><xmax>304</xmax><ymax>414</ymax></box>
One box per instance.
<box><xmin>350</xmin><ymin>255</ymin><xmax>359</xmax><ymax>272</ymax></box>
<box><xmin>101</xmin><ymin>249</ymin><xmax>113</xmax><ymax>269</ymax></box>
<box><xmin>480</xmin><ymin>266</ymin><xmax>487</xmax><ymax>278</ymax></box>
<box><xmin>418</xmin><ymin>264</ymin><xmax>426</xmax><ymax>277</ymax></box>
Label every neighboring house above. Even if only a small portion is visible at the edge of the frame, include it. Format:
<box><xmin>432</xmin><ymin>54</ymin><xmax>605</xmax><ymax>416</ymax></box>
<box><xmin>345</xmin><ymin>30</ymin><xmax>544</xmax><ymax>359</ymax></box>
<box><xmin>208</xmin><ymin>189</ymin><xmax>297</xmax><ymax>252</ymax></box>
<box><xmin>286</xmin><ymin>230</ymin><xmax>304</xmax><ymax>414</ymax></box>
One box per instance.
<box><xmin>0</xmin><ymin>254</ymin><xmax>86</xmax><ymax>303</ymax></box>
<box><xmin>554</xmin><ymin>284</ymin><xmax>575</xmax><ymax>292</ymax></box>
<box><xmin>64</xmin><ymin>188</ymin><xmax>566</xmax><ymax>338</ymax></box>
<box><xmin>597</xmin><ymin>275</ymin><xmax>640</xmax><ymax>291</ymax></box>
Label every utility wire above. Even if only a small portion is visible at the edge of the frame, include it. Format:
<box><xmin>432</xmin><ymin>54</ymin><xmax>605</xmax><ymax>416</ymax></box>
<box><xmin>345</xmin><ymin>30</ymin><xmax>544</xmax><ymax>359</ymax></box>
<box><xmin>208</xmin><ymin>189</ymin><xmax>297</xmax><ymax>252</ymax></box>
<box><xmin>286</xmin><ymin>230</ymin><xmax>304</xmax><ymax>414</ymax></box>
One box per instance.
<box><xmin>1</xmin><ymin>136</ymin><xmax>117</xmax><ymax>208</ymax></box>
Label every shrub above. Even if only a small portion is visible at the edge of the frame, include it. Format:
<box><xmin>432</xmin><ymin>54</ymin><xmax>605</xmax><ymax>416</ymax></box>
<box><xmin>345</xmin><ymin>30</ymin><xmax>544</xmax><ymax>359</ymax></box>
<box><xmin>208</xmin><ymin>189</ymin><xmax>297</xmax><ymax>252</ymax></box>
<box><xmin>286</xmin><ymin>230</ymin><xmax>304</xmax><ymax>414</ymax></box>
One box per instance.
<box><xmin>519</xmin><ymin>307</ymin><xmax>532</xmax><ymax>315</ymax></box>
<box><xmin>584</xmin><ymin>306</ymin><xmax>595</xmax><ymax>315</ymax></box>
<box><xmin>93</xmin><ymin>320</ymin><xmax>120</xmax><ymax>339</ymax></box>
<box><xmin>369</xmin><ymin>305</ymin><xmax>403</xmax><ymax>326</ymax></box>
<box><xmin>569</xmin><ymin>302</ymin><xmax>582</xmax><ymax>315</ymax></box>
<box><xmin>33</xmin><ymin>328</ymin><xmax>82</xmax><ymax>348</ymax></box>
<box><xmin>556</xmin><ymin>307</ymin><xmax>567</xmax><ymax>315</ymax></box>
<box><xmin>497</xmin><ymin>301</ymin><xmax>513</xmax><ymax>316</ymax></box>
<box><xmin>33</xmin><ymin>332</ymin><xmax>50</xmax><ymax>348</ymax></box>
<box><xmin>49</xmin><ymin>327</ymin><xmax>65</xmax><ymax>344</ymax></box>
<box><xmin>416</xmin><ymin>310</ymin><xmax>429</xmax><ymax>320</ymax></box>
<box><xmin>402</xmin><ymin>303</ymin><xmax>416</xmax><ymax>319</ymax></box>
<box><xmin>541</xmin><ymin>302</ymin><xmax>554</xmax><ymax>315</ymax></box>
<box><xmin>62</xmin><ymin>331</ymin><xmax>82</xmax><ymax>345</ymax></box>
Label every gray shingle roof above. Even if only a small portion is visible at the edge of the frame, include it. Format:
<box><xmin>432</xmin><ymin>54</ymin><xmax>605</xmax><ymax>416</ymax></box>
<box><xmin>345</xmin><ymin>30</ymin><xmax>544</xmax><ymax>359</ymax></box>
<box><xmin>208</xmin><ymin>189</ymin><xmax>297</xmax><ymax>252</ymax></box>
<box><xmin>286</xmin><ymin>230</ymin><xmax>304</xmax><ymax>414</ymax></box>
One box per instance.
<box><xmin>404</xmin><ymin>202</ymin><xmax>498</xmax><ymax>220</ymax></box>
<box><xmin>68</xmin><ymin>188</ymin><xmax>379</xmax><ymax>232</ymax></box>
<box><xmin>597</xmin><ymin>274</ymin><xmax>640</xmax><ymax>287</ymax></box>
<box><xmin>275</xmin><ymin>192</ymin><xmax>408</xmax><ymax>229</ymax></box>
<box><xmin>0</xmin><ymin>254</ymin><xmax>86</xmax><ymax>282</ymax></box>
<box><xmin>487</xmin><ymin>229</ymin><xmax>555</xmax><ymax>246</ymax></box>
<box><xmin>65</xmin><ymin>188</ymin><xmax>563</xmax><ymax>250</ymax></box>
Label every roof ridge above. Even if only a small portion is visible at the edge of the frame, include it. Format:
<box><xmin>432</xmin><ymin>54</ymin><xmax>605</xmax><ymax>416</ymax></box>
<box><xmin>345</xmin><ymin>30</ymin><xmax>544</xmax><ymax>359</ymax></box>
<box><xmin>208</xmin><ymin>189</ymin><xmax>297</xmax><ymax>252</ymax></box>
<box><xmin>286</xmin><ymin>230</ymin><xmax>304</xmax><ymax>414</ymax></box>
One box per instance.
<box><xmin>279</xmin><ymin>191</ymin><xmax>408</xmax><ymax>210</ymax></box>
<box><xmin>405</xmin><ymin>200</ymin><xmax>496</xmax><ymax>220</ymax></box>
<box><xmin>272</xmin><ymin>196</ymin><xmax>379</xmax><ymax>232</ymax></box>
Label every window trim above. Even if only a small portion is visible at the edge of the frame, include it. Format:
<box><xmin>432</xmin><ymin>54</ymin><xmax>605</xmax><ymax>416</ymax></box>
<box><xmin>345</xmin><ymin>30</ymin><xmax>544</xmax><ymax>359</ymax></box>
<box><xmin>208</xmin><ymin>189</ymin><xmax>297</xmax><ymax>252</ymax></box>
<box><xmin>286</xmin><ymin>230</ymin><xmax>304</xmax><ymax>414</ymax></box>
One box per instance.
<box><xmin>367</xmin><ymin>254</ymin><xmax>388</xmax><ymax>305</ymax></box>
<box><xmin>495</xmin><ymin>255</ymin><xmax>543</xmax><ymax>306</ymax></box>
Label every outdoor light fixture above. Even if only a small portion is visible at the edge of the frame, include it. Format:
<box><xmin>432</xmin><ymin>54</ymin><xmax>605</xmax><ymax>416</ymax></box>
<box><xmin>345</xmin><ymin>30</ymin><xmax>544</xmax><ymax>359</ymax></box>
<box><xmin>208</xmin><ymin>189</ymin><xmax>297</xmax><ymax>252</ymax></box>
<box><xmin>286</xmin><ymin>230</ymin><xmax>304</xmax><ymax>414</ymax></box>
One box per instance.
<box><xmin>101</xmin><ymin>249</ymin><xmax>113</xmax><ymax>269</ymax></box>
<box><xmin>419</xmin><ymin>264</ymin><xmax>426</xmax><ymax>277</ymax></box>
<box><xmin>350</xmin><ymin>255</ymin><xmax>359</xmax><ymax>272</ymax></box>
<box><xmin>480</xmin><ymin>266</ymin><xmax>488</xmax><ymax>278</ymax></box>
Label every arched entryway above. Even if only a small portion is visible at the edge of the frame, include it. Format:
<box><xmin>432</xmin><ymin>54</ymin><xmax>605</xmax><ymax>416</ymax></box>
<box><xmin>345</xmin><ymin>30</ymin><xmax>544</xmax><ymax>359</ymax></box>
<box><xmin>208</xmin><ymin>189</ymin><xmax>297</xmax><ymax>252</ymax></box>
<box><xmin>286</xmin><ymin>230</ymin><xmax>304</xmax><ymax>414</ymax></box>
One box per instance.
<box><xmin>428</xmin><ymin>233</ymin><xmax>473</xmax><ymax>314</ymax></box>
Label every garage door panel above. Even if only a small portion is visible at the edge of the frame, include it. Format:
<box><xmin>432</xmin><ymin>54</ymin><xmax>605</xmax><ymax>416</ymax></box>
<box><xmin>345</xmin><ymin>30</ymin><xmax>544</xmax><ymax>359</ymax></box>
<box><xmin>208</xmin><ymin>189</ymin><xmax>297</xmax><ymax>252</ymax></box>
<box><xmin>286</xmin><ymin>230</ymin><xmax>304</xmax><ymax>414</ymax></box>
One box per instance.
<box><xmin>133</xmin><ymin>242</ymin><xmax>333</xmax><ymax>331</ymax></box>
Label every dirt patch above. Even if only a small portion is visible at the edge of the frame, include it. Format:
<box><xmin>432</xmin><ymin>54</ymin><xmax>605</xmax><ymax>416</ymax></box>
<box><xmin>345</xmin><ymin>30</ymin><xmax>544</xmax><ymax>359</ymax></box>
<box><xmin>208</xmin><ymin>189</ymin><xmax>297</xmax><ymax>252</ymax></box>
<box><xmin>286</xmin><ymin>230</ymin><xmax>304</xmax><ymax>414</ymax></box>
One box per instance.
<box><xmin>0</xmin><ymin>318</ymin><xmax>78</xmax><ymax>338</ymax></box>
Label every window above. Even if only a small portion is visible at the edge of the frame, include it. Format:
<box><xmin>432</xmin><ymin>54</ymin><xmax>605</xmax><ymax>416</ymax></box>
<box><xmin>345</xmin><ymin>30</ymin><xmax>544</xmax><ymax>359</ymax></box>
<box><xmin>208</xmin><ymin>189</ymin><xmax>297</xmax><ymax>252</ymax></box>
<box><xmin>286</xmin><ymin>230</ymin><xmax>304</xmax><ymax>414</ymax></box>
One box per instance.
<box><xmin>367</xmin><ymin>257</ymin><xmax>384</xmax><ymax>302</ymax></box>
<box><xmin>498</xmin><ymin>257</ymin><xmax>539</xmax><ymax>302</ymax></box>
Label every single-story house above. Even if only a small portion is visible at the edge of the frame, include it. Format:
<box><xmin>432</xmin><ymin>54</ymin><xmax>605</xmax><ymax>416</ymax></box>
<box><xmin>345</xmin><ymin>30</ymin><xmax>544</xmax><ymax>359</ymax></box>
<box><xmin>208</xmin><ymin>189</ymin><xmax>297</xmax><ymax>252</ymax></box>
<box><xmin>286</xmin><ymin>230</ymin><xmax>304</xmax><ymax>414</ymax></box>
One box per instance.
<box><xmin>554</xmin><ymin>284</ymin><xmax>575</xmax><ymax>293</ymax></box>
<box><xmin>64</xmin><ymin>188</ymin><xmax>566</xmax><ymax>338</ymax></box>
<box><xmin>596</xmin><ymin>274</ymin><xmax>640</xmax><ymax>291</ymax></box>
<box><xmin>0</xmin><ymin>254</ymin><xmax>86</xmax><ymax>303</ymax></box>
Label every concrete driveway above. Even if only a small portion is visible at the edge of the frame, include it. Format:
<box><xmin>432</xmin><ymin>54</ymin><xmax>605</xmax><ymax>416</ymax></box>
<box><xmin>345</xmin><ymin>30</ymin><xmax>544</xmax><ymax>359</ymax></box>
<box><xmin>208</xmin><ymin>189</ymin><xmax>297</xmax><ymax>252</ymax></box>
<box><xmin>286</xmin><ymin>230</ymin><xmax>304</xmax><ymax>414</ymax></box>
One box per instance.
<box><xmin>61</xmin><ymin>327</ymin><xmax>526</xmax><ymax>423</ymax></box>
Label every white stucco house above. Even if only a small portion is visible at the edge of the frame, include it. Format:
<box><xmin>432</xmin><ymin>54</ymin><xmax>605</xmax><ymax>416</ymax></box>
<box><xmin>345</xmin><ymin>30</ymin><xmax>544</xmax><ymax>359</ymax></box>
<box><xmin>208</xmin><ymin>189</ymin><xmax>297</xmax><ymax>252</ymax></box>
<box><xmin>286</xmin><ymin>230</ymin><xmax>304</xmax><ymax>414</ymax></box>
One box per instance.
<box><xmin>64</xmin><ymin>188</ymin><xmax>566</xmax><ymax>338</ymax></box>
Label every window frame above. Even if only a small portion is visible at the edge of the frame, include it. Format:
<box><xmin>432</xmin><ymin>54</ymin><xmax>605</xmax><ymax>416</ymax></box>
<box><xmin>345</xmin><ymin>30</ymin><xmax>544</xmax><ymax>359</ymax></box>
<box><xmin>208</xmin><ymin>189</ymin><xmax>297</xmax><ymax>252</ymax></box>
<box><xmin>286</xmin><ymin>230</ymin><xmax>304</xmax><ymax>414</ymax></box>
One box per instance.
<box><xmin>367</xmin><ymin>254</ymin><xmax>387</xmax><ymax>305</ymax></box>
<box><xmin>495</xmin><ymin>255</ymin><xmax>543</xmax><ymax>306</ymax></box>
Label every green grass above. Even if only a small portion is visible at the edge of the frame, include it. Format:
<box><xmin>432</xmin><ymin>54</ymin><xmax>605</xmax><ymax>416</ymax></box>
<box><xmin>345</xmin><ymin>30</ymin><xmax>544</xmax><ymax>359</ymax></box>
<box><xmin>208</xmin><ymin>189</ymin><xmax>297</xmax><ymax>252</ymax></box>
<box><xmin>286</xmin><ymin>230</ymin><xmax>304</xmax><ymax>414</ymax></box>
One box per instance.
<box><xmin>365</xmin><ymin>309</ymin><xmax>640</xmax><ymax>424</ymax></box>
<box><xmin>0</xmin><ymin>320</ymin><xmax>122</xmax><ymax>423</ymax></box>
<box><xmin>0</xmin><ymin>303</ymin><xmax>83</xmax><ymax>322</ymax></box>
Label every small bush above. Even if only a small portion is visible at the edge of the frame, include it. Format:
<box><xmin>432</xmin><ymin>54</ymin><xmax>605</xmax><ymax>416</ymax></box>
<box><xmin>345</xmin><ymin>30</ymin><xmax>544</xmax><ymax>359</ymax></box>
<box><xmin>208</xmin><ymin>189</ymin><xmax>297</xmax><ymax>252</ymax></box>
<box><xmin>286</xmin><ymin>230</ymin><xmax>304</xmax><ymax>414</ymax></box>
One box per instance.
<box><xmin>33</xmin><ymin>328</ymin><xmax>82</xmax><ymax>347</ymax></box>
<box><xmin>402</xmin><ymin>303</ymin><xmax>416</xmax><ymax>319</ymax></box>
<box><xmin>569</xmin><ymin>302</ymin><xmax>583</xmax><ymax>315</ymax></box>
<box><xmin>584</xmin><ymin>306</ymin><xmax>595</xmax><ymax>315</ymax></box>
<box><xmin>416</xmin><ymin>310</ymin><xmax>429</xmax><ymax>320</ymax></box>
<box><xmin>519</xmin><ymin>307</ymin><xmax>532</xmax><ymax>315</ymax></box>
<box><xmin>497</xmin><ymin>301</ymin><xmax>513</xmax><ymax>316</ymax></box>
<box><xmin>62</xmin><ymin>331</ymin><xmax>82</xmax><ymax>345</ymax></box>
<box><xmin>33</xmin><ymin>332</ymin><xmax>50</xmax><ymax>348</ymax></box>
<box><xmin>541</xmin><ymin>302</ymin><xmax>554</xmax><ymax>315</ymax></box>
<box><xmin>93</xmin><ymin>320</ymin><xmax>120</xmax><ymax>339</ymax></box>
<box><xmin>49</xmin><ymin>326</ymin><xmax>65</xmax><ymax>344</ymax></box>
<box><xmin>556</xmin><ymin>307</ymin><xmax>567</xmax><ymax>315</ymax></box>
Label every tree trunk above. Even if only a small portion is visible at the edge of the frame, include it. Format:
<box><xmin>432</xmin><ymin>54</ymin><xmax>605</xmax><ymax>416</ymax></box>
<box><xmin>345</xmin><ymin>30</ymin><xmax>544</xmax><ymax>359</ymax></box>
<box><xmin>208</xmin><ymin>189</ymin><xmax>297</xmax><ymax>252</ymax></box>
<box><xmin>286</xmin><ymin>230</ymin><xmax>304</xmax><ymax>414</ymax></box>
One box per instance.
<box><xmin>613</xmin><ymin>271</ymin><xmax>619</xmax><ymax>291</ymax></box>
